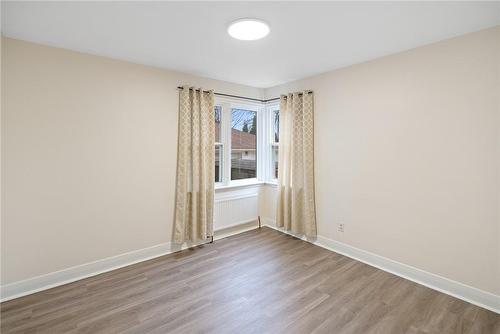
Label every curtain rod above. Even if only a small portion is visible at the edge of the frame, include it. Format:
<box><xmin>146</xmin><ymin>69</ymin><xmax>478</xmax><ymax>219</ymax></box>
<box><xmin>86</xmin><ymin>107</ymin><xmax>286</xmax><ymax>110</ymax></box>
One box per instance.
<box><xmin>176</xmin><ymin>86</ymin><xmax>311</xmax><ymax>103</ymax></box>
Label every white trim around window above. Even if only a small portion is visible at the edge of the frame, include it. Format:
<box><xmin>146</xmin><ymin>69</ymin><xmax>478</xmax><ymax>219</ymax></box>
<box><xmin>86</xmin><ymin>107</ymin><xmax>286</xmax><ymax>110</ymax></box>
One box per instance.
<box><xmin>214</xmin><ymin>97</ymin><xmax>279</xmax><ymax>189</ymax></box>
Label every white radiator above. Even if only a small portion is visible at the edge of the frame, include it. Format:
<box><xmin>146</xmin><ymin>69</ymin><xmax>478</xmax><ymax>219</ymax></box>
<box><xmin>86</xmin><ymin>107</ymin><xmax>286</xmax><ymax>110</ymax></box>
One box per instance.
<box><xmin>214</xmin><ymin>193</ymin><xmax>258</xmax><ymax>231</ymax></box>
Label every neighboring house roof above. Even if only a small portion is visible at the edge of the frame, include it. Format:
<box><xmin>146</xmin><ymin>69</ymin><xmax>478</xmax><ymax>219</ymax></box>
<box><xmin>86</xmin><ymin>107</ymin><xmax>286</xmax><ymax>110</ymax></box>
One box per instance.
<box><xmin>215</xmin><ymin>124</ymin><xmax>256</xmax><ymax>150</ymax></box>
<box><xmin>232</xmin><ymin>128</ymin><xmax>256</xmax><ymax>149</ymax></box>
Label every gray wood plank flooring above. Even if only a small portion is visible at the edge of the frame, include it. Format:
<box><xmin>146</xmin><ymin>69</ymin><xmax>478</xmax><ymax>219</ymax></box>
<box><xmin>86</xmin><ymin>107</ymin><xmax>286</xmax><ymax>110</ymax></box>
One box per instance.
<box><xmin>1</xmin><ymin>227</ymin><xmax>499</xmax><ymax>333</ymax></box>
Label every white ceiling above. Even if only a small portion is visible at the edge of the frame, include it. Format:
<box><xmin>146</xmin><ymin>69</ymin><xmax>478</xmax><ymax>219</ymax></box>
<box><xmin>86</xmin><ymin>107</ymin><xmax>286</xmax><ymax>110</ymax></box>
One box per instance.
<box><xmin>2</xmin><ymin>1</ymin><xmax>499</xmax><ymax>88</ymax></box>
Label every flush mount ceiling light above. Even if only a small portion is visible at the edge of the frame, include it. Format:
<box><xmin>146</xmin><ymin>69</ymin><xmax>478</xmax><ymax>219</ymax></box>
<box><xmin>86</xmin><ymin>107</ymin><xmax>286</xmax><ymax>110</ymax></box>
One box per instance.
<box><xmin>227</xmin><ymin>19</ymin><xmax>270</xmax><ymax>41</ymax></box>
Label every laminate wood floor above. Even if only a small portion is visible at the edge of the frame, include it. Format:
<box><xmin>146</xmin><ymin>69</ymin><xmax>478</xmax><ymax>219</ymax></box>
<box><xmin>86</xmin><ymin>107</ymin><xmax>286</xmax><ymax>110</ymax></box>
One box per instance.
<box><xmin>1</xmin><ymin>227</ymin><xmax>499</xmax><ymax>334</ymax></box>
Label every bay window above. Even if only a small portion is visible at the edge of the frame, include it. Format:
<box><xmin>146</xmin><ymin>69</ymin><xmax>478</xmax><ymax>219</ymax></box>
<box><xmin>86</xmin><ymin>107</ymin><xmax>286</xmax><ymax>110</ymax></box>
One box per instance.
<box><xmin>213</xmin><ymin>97</ymin><xmax>278</xmax><ymax>187</ymax></box>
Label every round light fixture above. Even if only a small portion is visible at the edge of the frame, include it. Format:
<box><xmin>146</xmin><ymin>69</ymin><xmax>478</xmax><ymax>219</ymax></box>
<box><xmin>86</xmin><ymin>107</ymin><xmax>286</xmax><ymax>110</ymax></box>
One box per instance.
<box><xmin>227</xmin><ymin>19</ymin><xmax>270</xmax><ymax>41</ymax></box>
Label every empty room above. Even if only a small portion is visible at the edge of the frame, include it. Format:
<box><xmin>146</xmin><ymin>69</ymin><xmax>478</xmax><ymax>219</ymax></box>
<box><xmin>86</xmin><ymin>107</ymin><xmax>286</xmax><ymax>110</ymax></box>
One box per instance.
<box><xmin>1</xmin><ymin>1</ymin><xmax>499</xmax><ymax>333</ymax></box>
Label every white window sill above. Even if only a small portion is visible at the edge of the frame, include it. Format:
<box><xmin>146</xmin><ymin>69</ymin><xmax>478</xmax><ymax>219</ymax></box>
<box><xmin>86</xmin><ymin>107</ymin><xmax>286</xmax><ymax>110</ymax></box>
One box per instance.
<box><xmin>215</xmin><ymin>179</ymin><xmax>264</xmax><ymax>191</ymax></box>
<box><xmin>214</xmin><ymin>179</ymin><xmax>278</xmax><ymax>191</ymax></box>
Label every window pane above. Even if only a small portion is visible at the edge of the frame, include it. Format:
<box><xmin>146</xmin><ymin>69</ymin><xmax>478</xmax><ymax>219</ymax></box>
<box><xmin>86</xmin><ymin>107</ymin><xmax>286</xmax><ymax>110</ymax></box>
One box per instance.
<box><xmin>215</xmin><ymin>144</ymin><xmax>222</xmax><ymax>182</ymax></box>
<box><xmin>231</xmin><ymin>109</ymin><xmax>257</xmax><ymax>180</ymax></box>
<box><xmin>215</xmin><ymin>106</ymin><xmax>222</xmax><ymax>143</ymax></box>
<box><xmin>272</xmin><ymin>146</ymin><xmax>279</xmax><ymax>179</ymax></box>
<box><xmin>273</xmin><ymin>110</ymin><xmax>279</xmax><ymax>143</ymax></box>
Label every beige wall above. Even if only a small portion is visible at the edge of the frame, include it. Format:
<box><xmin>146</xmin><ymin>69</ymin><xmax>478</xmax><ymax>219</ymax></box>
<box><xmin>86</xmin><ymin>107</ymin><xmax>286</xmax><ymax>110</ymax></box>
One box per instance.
<box><xmin>0</xmin><ymin>37</ymin><xmax>263</xmax><ymax>284</ymax></box>
<box><xmin>264</xmin><ymin>26</ymin><xmax>500</xmax><ymax>295</ymax></box>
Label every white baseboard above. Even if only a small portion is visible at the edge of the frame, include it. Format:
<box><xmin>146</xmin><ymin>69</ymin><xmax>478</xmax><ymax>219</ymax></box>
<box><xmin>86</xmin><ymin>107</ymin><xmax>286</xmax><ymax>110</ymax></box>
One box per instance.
<box><xmin>0</xmin><ymin>242</ymin><xmax>173</xmax><ymax>302</ymax></box>
<box><xmin>261</xmin><ymin>219</ymin><xmax>500</xmax><ymax>314</ymax></box>
<box><xmin>0</xmin><ymin>224</ymin><xmax>261</xmax><ymax>303</ymax></box>
<box><xmin>3</xmin><ymin>221</ymin><xmax>498</xmax><ymax>315</ymax></box>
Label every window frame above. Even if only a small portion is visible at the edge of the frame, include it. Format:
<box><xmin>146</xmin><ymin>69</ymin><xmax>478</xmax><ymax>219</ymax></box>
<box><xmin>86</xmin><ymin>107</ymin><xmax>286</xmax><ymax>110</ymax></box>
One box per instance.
<box><xmin>214</xmin><ymin>105</ymin><xmax>223</xmax><ymax>184</ymax></box>
<box><xmin>269</xmin><ymin>103</ymin><xmax>280</xmax><ymax>182</ymax></box>
<box><xmin>214</xmin><ymin>97</ymin><xmax>264</xmax><ymax>187</ymax></box>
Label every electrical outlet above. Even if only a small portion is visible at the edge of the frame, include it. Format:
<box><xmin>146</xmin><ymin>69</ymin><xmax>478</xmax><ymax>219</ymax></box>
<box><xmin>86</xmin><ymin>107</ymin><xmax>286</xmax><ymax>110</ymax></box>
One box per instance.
<box><xmin>338</xmin><ymin>223</ymin><xmax>345</xmax><ymax>233</ymax></box>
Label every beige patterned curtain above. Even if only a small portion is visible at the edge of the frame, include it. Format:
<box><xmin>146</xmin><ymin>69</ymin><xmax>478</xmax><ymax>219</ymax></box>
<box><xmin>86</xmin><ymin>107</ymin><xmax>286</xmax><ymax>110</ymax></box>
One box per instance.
<box><xmin>174</xmin><ymin>86</ymin><xmax>215</xmax><ymax>243</ymax></box>
<box><xmin>276</xmin><ymin>91</ymin><xmax>317</xmax><ymax>237</ymax></box>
